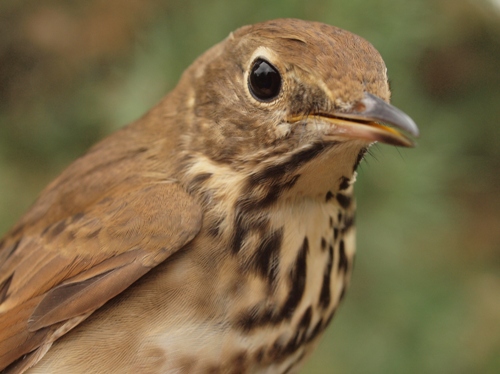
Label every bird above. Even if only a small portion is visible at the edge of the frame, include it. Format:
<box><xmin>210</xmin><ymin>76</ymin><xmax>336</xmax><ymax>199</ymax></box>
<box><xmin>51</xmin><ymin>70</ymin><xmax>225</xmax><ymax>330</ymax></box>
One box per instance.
<box><xmin>0</xmin><ymin>18</ymin><xmax>418</xmax><ymax>374</ymax></box>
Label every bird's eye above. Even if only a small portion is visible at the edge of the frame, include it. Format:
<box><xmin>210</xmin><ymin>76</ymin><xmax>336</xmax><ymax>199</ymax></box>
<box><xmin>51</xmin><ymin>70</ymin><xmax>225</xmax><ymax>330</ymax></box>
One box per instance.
<box><xmin>248</xmin><ymin>59</ymin><xmax>282</xmax><ymax>102</ymax></box>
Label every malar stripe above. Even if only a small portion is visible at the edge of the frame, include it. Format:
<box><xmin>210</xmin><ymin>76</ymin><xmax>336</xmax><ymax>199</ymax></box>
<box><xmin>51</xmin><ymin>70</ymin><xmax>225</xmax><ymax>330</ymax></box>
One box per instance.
<box><xmin>248</xmin><ymin>142</ymin><xmax>333</xmax><ymax>186</ymax></box>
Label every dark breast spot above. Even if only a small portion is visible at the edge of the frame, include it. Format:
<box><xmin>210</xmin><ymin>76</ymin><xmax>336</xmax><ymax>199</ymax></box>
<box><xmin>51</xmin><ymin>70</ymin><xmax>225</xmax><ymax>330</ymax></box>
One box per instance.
<box><xmin>342</xmin><ymin>214</ymin><xmax>355</xmax><ymax>233</ymax></box>
<box><xmin>269</xmin><ymin>332</ymin><xmax>300</xmax><ymax>362</ymax></box>
<box><xmin>298</xmin><ymin>306</ymin><xmax>312</xmax><ymax>330</ymax></box>
<box><xmin>338</xmin><ymin>239</ymin><xmax>348</xmax><ymax>273</ymax></box>
<box><xmin>306</xmin><ymin>318</ymin><xmax>324</xmax><ymax>343</ymax></box>
<box><xmin>252</xmin><ymin>228</ymin><xmax>283</xmax><ymax>289</ymax></box>
<box><xmin>333</xmin><ymin>228</ymin><xmax>339</xmax><ymax>241</ymax></box>
<box><xmin>325</xmin><ymin>191</ymin><xmax>334</xmax><ymax>202</ymax></box>
<box><xmin>336</xmin><ymin>193</ymin><xmax>351</xmax><ymax>209</ymax></box>
<box><xmin>318</xmin><ymin>245</ymin><xmax>334</xmax><ymax>309</ymax></box>
<box><xmin>237</xmin><ymin>237</ymin><xmax>311</xmax><ymax>331</ymax></box>
<box><xmin>268</xmin><ymin>307</ymin><xmax>313</xmax><ymax>362</ymax></box>
<box><xmin>339</xmin><ymin>176</ymin><xmax>351</xmax><ymax>191</ymax></box>
<box><xmin>280</xmin><ymin>237</ymin><xmax>308</xmax><ymax>319</ymax></box>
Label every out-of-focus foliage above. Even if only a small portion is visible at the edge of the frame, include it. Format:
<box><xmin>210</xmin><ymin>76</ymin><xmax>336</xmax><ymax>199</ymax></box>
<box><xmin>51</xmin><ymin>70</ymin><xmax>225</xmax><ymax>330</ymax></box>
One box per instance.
<box><xmin>1</xmin><ymin>0</ymin><xmax>499</xmax><ymax>372</ymax></box>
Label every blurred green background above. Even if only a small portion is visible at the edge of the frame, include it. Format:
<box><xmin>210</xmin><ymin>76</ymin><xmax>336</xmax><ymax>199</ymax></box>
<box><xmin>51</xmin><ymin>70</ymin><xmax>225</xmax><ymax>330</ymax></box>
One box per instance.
<box><xmin>1</xmin><ymin>0</ymin><xmax>499</xmax><ymax>373</ymax></box>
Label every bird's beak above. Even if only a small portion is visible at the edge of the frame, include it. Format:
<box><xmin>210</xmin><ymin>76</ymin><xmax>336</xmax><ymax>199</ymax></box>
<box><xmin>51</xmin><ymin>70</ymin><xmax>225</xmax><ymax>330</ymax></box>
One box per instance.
<box><xmin>291</xmin><ymin>93</ymin><xmax>419</xmax><ymax>147</ymax></box>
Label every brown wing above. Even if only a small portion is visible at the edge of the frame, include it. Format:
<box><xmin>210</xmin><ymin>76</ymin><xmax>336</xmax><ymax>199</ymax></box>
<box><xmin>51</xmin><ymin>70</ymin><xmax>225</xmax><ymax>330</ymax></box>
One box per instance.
<box><xmin>0</xmin><ymin>181</ymin><xmax>202</xmax><ymax>371</ymax></box>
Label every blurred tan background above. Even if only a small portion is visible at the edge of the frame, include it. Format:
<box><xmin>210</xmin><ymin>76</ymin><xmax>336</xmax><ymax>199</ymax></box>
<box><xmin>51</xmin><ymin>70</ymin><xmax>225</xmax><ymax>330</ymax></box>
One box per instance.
<box><xmin>1</xmin><ymin>0</ymin><xmax>499</xmax><ymax>373</ymax></box>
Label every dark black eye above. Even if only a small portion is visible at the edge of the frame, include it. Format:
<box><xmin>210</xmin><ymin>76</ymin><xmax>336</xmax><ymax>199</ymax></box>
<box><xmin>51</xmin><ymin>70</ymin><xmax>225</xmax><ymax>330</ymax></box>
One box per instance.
<box><xmin>248</xmin><ymin>59</ymin><xmax>282</xmax><ymax>102</ymax></box>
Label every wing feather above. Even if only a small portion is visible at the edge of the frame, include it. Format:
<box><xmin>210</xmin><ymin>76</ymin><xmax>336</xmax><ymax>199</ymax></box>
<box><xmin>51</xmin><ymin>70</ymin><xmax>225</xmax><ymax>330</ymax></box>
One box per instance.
<box><xmin>0</xmin><ymin>181</ymin><xmax>202</xmax><ymax>371</ymax></box>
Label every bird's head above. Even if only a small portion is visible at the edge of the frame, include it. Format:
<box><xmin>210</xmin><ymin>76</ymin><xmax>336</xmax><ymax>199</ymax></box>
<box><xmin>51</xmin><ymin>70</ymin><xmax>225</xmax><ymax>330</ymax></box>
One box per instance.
<box><xmin>175</xmin><ymin>19</ymin><xmax>418</xmax><ymax>194</ymax></box>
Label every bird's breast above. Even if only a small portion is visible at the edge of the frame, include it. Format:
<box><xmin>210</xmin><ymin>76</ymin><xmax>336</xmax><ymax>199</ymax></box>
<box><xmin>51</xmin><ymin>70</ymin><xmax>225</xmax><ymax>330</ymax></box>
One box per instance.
<box><xmin>153</xmin><ymin>189</ymin><xmax>358</xmax><ymax>373</ymax></box>
<box><xmin>227</xmin><ymin>193</ymin><xmax>357</xmax><ymax>372</ymax></box>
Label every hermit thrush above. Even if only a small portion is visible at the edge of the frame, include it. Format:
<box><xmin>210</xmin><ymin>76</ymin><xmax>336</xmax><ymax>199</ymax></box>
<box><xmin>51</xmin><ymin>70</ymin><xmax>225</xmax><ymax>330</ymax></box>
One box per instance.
<box><xmin>0</xmin><ymin>19</ymin><xmax>418</xmax><ymax>373</ymax></box>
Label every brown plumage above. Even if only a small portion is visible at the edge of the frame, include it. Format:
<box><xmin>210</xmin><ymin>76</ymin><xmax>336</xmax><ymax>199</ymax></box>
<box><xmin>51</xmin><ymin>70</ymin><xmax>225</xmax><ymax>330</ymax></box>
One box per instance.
<box><xmin>0</xmin><ymin>19</ymin><xmax>418</xmax><ymax>373</ymax></box>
